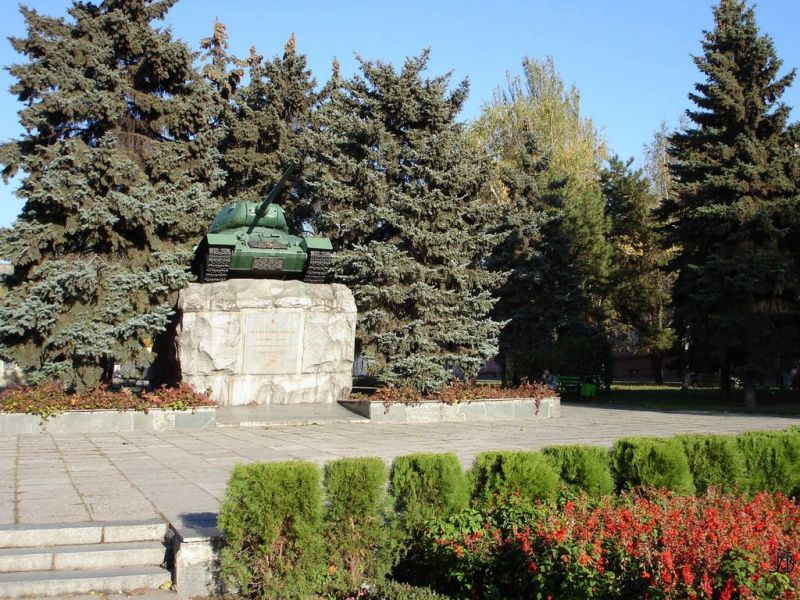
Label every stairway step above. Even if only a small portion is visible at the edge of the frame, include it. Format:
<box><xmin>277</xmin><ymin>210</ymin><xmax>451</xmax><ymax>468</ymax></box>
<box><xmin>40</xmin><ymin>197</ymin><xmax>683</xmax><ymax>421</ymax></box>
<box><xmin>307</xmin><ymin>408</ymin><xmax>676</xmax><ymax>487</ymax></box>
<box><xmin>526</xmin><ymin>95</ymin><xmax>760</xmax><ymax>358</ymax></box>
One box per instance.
<box><xmin>0</xmin><ymin>566</ymin><xmax>171</xmax><ymax>598</ymax></box>
<box><xmin>0</xmin><ymin>520</ymin><xmax>167</xmax><ymax>549</ymax></box>
<box><xmin>0</xmin><ymin>541</ymin><xmax>167</xmax><ymax>573</ymax></box>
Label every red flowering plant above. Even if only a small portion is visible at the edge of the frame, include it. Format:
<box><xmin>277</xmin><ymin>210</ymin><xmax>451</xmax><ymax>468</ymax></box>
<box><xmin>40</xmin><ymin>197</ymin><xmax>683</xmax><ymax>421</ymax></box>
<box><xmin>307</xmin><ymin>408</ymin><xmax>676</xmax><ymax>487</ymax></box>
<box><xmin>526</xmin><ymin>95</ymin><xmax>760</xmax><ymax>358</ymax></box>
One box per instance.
<box><xmin>420</xmin><ymin>490</ymin><xmax>800</xmax><ymax>599</ymax></box>
<box><xmin>355</xmin><ymin>381</ymin><xmax>553</xmax><ymax>415</ymax></box>
<box><xmin>140</xmin><ymin>383</ymin><xmax>215</xmax><ymax>412</ymax></box>
<box><xmin>0</xmin><ymin>381</ymin><xmax>214</xmax><ymax>423</ymax></box>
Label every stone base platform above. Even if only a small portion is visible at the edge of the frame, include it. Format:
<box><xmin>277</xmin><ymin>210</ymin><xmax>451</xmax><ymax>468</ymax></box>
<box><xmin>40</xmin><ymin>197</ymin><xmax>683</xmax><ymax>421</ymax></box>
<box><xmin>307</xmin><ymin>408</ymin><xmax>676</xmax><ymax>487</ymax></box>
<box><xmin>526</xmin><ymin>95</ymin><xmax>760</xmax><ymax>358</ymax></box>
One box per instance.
<box><xmin>340</xmin><ymin>396</ymin><xmax>560</xmax><ymax>423</ymax></box>
<box><xmin>0</xmin><ymin>398</ymin><xmax>559</xmax><ymax>434</ymax></box>
<box><xmin>164</xmin><ymin>279</ymin><xmax>357</xmax><ymax>406</ymax></box>
<box><xmin>215</xmin><ymin>402</ymin><xmax>368</xmax><ymax>427</ymax></box>
<box><xmin>0</xmin><ymin>408</ymin><xmax>217</xmax><ymax>435</ymax></box>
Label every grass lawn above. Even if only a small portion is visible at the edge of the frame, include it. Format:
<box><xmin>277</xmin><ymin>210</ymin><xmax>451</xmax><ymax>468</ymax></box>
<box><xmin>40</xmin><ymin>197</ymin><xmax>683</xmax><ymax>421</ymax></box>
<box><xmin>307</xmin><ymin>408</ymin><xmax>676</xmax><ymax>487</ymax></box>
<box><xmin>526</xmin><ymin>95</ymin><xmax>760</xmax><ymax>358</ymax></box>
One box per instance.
<box><xmin>587</xmin><ymin>383</ymin><xmax>800</xmax><ymax>415</ymax></box>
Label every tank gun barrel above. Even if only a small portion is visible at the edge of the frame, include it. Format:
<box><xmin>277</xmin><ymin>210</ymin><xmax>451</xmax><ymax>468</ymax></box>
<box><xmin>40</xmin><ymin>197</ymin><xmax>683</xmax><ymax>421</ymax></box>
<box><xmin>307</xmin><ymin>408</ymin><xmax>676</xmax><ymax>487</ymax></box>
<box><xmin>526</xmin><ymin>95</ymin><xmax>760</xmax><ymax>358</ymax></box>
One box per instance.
<box><xmin>248</xmin><ymin>164</ymin><xmax>296</xmax><ymax>233</ymax></box>
<box><xmin>260</xmin><ymin>165</ymin><xmax>296</xmax><ymax>208</ymax></box>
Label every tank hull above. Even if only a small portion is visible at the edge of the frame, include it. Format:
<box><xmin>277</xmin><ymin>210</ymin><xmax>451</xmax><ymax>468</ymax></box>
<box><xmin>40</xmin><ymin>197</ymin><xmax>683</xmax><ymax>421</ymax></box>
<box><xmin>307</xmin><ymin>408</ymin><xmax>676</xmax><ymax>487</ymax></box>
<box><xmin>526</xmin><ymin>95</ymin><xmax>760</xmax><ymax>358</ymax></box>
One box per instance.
<box><xmin>196</xmin><ymin>167</ymin><xmax>333</xmax><ymax>284</ymax></box>
<box><xmin>194</xmin><ymin>226</ymin><xmax>332</xmax><ymax>283</ymax></box>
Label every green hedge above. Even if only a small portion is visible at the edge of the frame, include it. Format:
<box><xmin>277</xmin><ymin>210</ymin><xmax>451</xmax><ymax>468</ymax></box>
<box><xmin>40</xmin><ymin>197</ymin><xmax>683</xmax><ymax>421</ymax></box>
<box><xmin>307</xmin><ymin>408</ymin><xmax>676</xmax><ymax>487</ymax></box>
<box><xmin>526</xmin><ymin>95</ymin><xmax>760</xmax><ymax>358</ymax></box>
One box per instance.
<box><xmin>323</xmin><ymin>457</ymin><xmax>395</xmax><ymax>594</ymax></box>
<box><xmin>677</xmin><ymin>434</ymin><xmax>746</xmax><ymax>494</ymax></box>
<box><xmin>389</xmin><ymin>453</ymin><xmax>469</xmax><ymax>533</ymax></box>
<box><xmin>541</xmin><ymin>445</ymin><xmax>614</xmax><ymax>496</ymax></box>
<box><xmin>469</xmin><ymin>450</ymin><xmax>559</xmax><ymax>505</ymax></box>
<box><xmin>611</xmin><ymin>437</ymin><xmax>695</xmax><ymax>495</ymax></box>
<box><xmin>218</xmin><ymin>461</ymin><xmax>325</xmax><ymax>599</ymax></box>
<box><xmin>737</xmin><ymin>430</ymin><xmax>800</xmax><ymax>497</ymax></box>
<box><xmin>364</xmin><ymin>580</ymin><xmax>449</xmax><ymax>599</ymax></box>
<box><xmin>216</xmin><ymin>428</ymin><xmax>800</xmax><ymax>597</ymax></box>
<box><xmin>389</xmin><ymin>453</ymin><xmax>469</xmax><ymax>588</ymax></box>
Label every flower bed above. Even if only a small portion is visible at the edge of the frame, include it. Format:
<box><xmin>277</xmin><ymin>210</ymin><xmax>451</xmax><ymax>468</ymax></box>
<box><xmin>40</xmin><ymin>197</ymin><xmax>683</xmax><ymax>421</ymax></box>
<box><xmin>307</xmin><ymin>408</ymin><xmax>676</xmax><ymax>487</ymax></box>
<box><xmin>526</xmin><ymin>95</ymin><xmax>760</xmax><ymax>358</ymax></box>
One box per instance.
<box><xmin>355</xmin><ymin>381</ymin><xmax>554</xmax><ymax>406</ymax></box>
<box><xmin>206</xmin><ymin>429</ymin><xmax>800</xmax><ymax>599</ymax></box>
<box><xmin>0</xmin><ymin>381</ymin><xmax>215</xmax><ymax>422</ymax></box>
<box><xmin>423</xmin><ymin>491</ymin><xmax>800</xmax><ymax>599</ymax></box>
<box><xmin>350</xmin><ymin>382</ymin><xmax>557</xmax><ymax>421</ymax></box>
<box><xmin>211</xmin><ymin>437</ymin><xmax>800</xmax><ymax>599</ymax></box>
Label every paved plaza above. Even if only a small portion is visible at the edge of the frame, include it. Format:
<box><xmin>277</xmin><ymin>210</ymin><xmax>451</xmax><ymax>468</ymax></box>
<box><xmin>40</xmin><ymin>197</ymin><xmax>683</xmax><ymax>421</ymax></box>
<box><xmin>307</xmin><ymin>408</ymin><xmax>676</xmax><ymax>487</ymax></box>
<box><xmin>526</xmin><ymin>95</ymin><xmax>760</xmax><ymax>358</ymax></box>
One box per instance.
<box><xmin>1</xmin><ymin>404</ymin><xmax>798</xmax><ymax>530</ymax></box>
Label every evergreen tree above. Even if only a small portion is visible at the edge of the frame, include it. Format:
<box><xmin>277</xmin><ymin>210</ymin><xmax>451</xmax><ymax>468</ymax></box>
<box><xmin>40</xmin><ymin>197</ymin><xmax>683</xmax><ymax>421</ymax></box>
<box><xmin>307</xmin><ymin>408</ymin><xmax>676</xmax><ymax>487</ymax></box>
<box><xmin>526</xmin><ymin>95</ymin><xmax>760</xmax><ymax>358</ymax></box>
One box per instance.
<box><xmin>664</xmin><ymin>0</ymin><xmax>800</xmax><ymax>406</ymax></box>
<box><xmin>210</xmin><ymin>32</ymin><xmax>316</xmax><ymax>226</ymax></box>
<box><xmin>198</xmin><ymin>20</ymin><xmax>243</xmax><ymax>105</ymax></box>
<box><xmin>486</xmin><ymin>134</ymin><xmax>586</xmax><ymax>383</ymax></box>
<box><xmin>602</xmin><ymin>156</ymin><xmax>674</xmax><ymax>383</ymax></box>
<box><xmin>473</xmin><ymin>57</ymin><xmax>614</xmax><ymax>384</ymax></box>
<box><xmin>474</xmin><ymin>57</ymin><xmax>613</xmax><ymax>311</ymax></box>
<box><xmin>0</xmin><ymin>0</ymin><xmax>223</xmax><ymax>388</ymax></box>
<box><xmin>309</xmin><ymin>51</ymin><xmax>505</xmax><ymax>392</ymax></box>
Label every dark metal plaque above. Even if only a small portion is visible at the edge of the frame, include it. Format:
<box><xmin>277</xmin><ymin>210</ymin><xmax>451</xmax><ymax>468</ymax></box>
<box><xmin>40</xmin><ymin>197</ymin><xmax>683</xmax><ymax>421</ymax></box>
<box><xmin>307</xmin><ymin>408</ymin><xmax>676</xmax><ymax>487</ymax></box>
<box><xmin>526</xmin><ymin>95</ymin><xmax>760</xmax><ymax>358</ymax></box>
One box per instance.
<box><xmin>248</xmin><ymin>240</ymin><xmax>288</xmax><ymax>249</ymax></box>
<box><xmin>251</xmin><ymin>257</ymin><xmax>284</xmax><ymax>271</ymax></box>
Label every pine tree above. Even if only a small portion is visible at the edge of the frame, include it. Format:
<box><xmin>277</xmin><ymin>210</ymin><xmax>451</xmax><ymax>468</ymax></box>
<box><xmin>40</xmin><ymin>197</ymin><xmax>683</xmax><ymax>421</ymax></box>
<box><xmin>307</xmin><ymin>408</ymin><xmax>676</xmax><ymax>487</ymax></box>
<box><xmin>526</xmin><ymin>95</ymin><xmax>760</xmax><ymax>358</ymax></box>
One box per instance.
<box><xmin>0</xmin><ymin>0</ymin><xmax>224</xmax><ymax>388</ymax></box>
<box><xmin>665</xmin><ymin>0</ymin><xmax>800</xmax><ymax>406</ymax></box>
<box><xmin>485</xmin><ymin>134</ymin><xmax>586</xmax><ymax>383</ymax></box>
<box><xmin>212</xmin><ymin>32</ymin><xmax>317</xmax><ymax>226</ymax></box>
<box><xmin>602</xmin><ymin>156</ymin><xmax>674</xmax><ymax>383</ymax></box>
<box><xmin>309</xmin><ymin>51</ymin><xmax>505</xmax><ymax>392</ymax></box>
<box><xmin>199</xmin><ymin>20</ymin><xmax>243</xmax><ymax>104</ymax></box>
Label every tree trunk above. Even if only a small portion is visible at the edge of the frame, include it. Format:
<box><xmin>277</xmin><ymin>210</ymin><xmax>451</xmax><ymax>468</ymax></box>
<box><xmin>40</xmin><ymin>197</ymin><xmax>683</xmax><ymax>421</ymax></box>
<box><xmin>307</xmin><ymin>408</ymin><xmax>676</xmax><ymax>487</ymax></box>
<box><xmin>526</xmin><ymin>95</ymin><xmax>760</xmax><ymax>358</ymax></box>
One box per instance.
<box><xmin>651</xmin><ymin>353</ymin><xmax>664</xmax><ymax>384</ymax></box>
<box><xmin>743</xmin><ymin>378</ymin><xmax>757</xmax><ymax>409</ymax></box>
<box><xmin>101</xmin><ymin>357</ymin><xmax>115</xmax><ymax>385</ymax></box>
<box><xmin>720</xmin><ymin>360</ymin><xmax>731</xmax><ymax>400</ymax></box>
<box><xmin>499</xmin><ymin>355</ymin><xmax>513</xmax><ymax>386</ymax></box>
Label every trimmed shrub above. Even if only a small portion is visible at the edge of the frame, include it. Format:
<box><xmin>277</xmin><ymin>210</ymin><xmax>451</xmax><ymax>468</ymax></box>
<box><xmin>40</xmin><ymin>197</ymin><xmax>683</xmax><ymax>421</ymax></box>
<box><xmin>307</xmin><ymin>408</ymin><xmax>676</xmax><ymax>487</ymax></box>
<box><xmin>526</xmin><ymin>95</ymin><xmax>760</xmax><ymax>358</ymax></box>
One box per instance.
<box><xmin>737</xmin><ymin>430</ymin><xmax>800</xmax><ymax>498</ymax></box>
<box><xmin>469</xmin><ymin>451</ymin><xmax>559</xmax><ymax>506</ymax></box>
<box><xmin>611</xmin><ymin>437</ymin><xmax>695</xmax><ymax>494</ymax></box>
<box><xmin>677</xmin><ymin>434</ymin><xmax>746</xmax><ymax>494</ymax></box>
<box><xmin>218</xmin><ymin>461</ymin><xmax>324</xmax><ymax>599</ymax></box>
<box><xmin>364</xmin><ymin>580</ymin><xmax>449</xmax><ymax>599</ymax></box>
<box><xmin>541</xmin><ymin>445</ymin><xmax>614</xmax><ymax>496</ymax></box>
<box><xmin>389</xmin><ymin>453</ymin><xmax>469</xmax><ymax>533</ymax></box>
<box><xmin>323</xmin><ymin>457</ymin><xmax>396</xmax><ymax>594</ymax></box>
<box><xmin>389</xmin><ymin>453</ymin><xmax>469</xmax><ymax>588</ymax></box>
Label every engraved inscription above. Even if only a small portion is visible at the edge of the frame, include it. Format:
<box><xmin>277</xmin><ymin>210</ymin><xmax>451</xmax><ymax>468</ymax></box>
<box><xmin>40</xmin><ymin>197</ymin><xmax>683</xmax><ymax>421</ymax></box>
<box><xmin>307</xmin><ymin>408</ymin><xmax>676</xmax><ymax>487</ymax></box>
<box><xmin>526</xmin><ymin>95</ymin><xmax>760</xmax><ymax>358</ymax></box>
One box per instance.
<box><xmin>243</xmin><ymin>312</ymin><xmax>301</xmax><ymax>374</ymax></box>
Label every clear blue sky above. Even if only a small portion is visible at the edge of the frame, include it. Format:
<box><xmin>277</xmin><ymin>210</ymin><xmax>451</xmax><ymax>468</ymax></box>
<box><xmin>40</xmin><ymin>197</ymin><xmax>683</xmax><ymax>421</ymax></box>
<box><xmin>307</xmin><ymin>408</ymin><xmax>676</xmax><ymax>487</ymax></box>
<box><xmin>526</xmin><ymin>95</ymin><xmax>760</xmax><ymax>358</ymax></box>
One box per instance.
<box><xmin>1</xmin><ymin>0</ymin><xmax>799</xmax><ymax>227</ymax></box>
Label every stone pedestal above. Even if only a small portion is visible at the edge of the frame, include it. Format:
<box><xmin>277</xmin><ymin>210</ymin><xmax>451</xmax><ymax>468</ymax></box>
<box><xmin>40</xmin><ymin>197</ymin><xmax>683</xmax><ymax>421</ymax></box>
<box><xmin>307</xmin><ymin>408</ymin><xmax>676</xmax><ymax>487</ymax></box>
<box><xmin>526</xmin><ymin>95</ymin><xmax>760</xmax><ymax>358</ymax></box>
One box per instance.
<box><xmin>0</xmin><ymin>360</ymin><xmax>24</xmax><ymax>389</ymax></box>
<box><xmin>170</xmin><ymin>280</ymin><xmax>356</xmax><ymax>406</ymax></box>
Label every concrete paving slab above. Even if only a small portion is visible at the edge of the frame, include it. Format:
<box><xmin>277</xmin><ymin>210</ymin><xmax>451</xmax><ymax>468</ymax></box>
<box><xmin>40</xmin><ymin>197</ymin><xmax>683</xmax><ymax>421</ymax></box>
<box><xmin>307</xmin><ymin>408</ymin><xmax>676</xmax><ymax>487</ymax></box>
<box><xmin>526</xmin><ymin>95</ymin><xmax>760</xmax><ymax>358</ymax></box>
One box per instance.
<box><xmin>0</xmin><ymin>405</ymin><xmax>797</xmax><ymax>531</ymax></box>
<box><xmin>17</xmin><ymin>511</ymin><xmax>92</xmax><ymax>525</ymax></box>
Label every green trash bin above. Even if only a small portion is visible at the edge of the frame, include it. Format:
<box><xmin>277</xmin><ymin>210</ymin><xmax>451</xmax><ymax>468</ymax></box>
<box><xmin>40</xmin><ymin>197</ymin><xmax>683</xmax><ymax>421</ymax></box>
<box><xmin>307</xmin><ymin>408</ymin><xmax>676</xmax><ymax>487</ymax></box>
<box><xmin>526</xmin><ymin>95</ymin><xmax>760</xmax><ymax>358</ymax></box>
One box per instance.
<box><xmin>580</xmin><ymin>383</ymin><xmax>597</xmax><ymax>400</ymax></box>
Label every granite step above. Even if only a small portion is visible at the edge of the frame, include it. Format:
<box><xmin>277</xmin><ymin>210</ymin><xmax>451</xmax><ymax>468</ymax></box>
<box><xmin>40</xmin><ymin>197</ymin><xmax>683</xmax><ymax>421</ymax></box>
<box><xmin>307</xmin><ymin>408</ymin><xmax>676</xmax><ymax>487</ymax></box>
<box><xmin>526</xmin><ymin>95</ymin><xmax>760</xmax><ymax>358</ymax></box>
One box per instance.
<box><xmin>0</xmin><ymin>520</ymin><xmax>168</xmax><ymax>549</ymax></box>
<box><xmin>0</xmin><ymin>520</ymin><xmax>172</xmax><ymax>597</ymax></box>
<box><xmin>0</xmin><ymin>566</ymin><xmax>171</xmax><ymax>598</ymax></box>
<box><xmin>0</xmin><ymin>541</ymin><xmax>167</xmax><ymax>573</ymax></box>
<box><xmin>215</xmin><ymin>402</ymin><xmax>369</xmax><ymax>427</ymax></box>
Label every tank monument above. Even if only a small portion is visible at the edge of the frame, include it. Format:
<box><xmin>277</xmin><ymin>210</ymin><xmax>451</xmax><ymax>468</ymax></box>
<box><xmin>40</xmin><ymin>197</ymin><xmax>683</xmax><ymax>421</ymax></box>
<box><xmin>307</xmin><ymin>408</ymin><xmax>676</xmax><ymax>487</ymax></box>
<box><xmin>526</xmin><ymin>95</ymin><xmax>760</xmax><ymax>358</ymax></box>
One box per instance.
<box><xmin>163</xmin><ymin>169</ymin><xmax>356</xmax><ymax>407</ymax></box>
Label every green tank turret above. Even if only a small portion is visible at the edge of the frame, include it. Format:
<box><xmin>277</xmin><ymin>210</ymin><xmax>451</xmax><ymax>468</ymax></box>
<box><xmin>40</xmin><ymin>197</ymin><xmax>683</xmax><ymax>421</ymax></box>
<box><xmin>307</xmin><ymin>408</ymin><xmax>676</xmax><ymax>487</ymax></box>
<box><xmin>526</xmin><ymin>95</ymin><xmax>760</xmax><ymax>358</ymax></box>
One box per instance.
<box><xmin>194</xmin><ymin>167</ymin><xmax>332</xmax><ymax>284</ymax></box>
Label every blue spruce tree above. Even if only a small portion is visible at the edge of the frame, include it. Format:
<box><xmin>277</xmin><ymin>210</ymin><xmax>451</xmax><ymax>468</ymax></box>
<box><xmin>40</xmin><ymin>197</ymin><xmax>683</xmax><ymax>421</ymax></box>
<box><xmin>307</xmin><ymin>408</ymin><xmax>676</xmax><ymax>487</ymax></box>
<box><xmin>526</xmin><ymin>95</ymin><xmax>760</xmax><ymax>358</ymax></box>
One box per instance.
<box><xmin>0</xmin><ymin>0</ymin><xmax>224</xmax><ymax>388</ymax></box>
